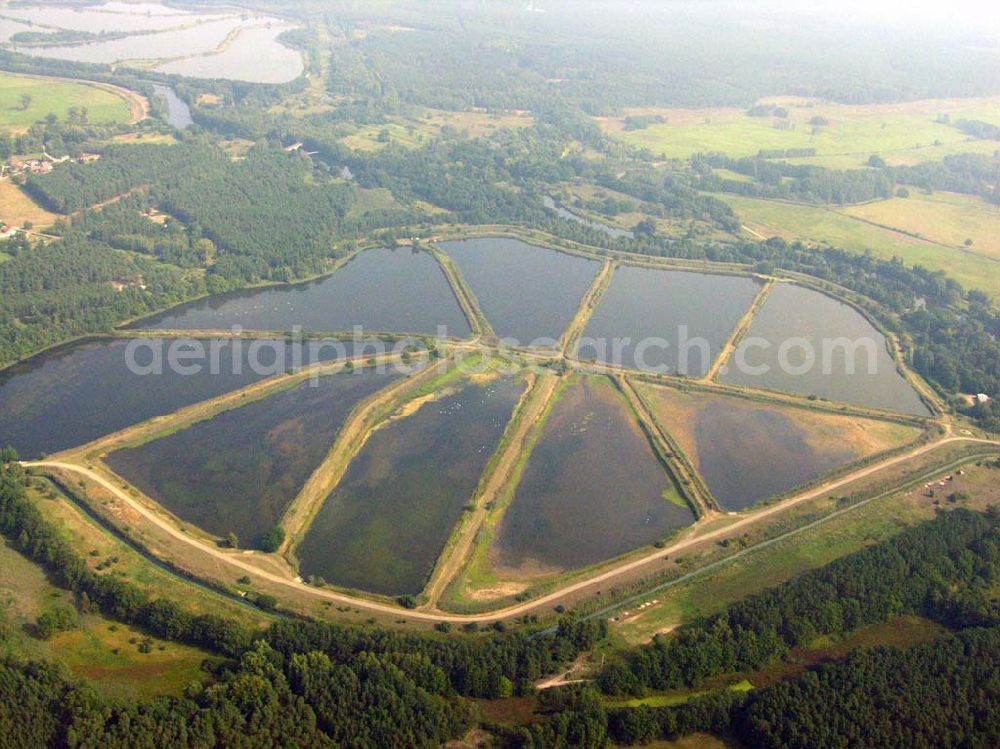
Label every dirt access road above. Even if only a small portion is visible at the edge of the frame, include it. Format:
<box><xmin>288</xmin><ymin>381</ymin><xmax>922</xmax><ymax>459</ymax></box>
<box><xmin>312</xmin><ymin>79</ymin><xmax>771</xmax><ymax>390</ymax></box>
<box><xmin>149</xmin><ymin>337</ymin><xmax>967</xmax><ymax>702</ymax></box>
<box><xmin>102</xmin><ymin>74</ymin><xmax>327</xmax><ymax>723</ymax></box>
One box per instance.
<box><xmin>25</xmin><ymin>434</ymin><xmax>999</xmax><ymax>624</ymax></box>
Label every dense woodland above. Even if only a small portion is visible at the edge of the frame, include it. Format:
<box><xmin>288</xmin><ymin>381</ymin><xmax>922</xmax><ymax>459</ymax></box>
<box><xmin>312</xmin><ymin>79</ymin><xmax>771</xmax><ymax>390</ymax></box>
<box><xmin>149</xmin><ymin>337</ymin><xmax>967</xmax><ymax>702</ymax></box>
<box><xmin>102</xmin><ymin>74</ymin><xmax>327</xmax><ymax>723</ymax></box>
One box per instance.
<box><xmin>2</xmin><ymin>456</ymin><xmax>998</xmax><ymax>748</ymax></box>
<box><xmin>0</xmin><ymin>459</ymin><xmax>605</xmax><ymax>747</ymax></box>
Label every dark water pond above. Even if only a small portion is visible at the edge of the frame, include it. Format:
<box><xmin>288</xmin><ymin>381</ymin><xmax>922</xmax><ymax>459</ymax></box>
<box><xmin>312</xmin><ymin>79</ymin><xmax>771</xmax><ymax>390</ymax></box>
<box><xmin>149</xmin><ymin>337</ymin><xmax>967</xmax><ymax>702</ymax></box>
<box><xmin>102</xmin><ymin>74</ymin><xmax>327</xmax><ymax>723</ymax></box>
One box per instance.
<box><xmin>135</xmin><ymin>246</ymin><xmax>471</xmax><ymax>337</ymax></box>
<box><xmin>440</xmin><ymin>238</ymin><xmax>601</xmax><ymax>347</ymax></box>
<box><xmin>719</xmin><ymin>284</ymin><xmax>930</xmax><ymax>415</ymax></box>
<box><xmin>493</xmin><ymin>377</ymin><xmax>694</xmax><ymax>572</ymax></box>
<box><xmin>298</xmin><ymin>375</ymin><xmax>525</xmax><ymax>596</ymax></box>
<box><xmin>0</xmin><ymin>337</ymin><xmax>360</xmax><ymax>458</ymax></box>
<box><xmin>105</xmin><ymin>369</ymin><xmax>400</xmax><ymax>547</ymax></box>
<box><xmin>580</xmin><ymin>266</ymin><xmax>761</xmax><ymax>376</ymax></box>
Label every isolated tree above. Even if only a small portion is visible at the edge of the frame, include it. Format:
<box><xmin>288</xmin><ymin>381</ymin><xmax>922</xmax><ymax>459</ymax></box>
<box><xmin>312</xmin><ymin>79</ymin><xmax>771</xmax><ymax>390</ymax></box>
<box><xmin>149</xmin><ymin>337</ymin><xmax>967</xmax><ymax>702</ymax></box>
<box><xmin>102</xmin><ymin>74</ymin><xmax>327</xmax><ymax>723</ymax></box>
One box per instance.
<box><xmin>18</xmin><ymin>93</ymin><xmax>32</xmax><ymax>111</ymax></box>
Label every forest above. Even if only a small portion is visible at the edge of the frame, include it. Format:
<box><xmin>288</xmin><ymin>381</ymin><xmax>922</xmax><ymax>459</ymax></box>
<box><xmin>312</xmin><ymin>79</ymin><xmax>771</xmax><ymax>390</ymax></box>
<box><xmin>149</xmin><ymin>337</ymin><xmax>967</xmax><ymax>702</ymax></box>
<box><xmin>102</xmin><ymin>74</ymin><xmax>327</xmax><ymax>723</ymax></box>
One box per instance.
<box><xmin>3</xmin><ymin>454</ymin><xmax>998</xmax><ymax>748</ymax></box>
<box><xmin>0</xmin><ymin>457</ymin><xmax>606</xmax><ymax>747</ymax></box>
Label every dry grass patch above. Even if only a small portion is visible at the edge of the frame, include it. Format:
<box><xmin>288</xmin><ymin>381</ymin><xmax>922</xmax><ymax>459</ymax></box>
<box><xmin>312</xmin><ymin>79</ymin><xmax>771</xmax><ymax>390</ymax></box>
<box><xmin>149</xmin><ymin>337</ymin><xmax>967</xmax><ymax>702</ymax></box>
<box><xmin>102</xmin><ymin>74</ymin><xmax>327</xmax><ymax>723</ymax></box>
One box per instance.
<box><xmin>0</xmin><ymin>180</ymin><xmax>58</xmax><ymax>228</ymax></box>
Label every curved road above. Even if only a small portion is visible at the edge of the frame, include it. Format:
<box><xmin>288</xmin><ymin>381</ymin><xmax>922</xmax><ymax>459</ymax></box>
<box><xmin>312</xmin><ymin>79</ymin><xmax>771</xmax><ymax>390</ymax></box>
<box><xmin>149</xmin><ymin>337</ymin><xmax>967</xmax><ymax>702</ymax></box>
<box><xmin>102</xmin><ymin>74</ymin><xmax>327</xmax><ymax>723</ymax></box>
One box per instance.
<box><xmin>24</xmin><ymin>434</ymin><xmax>999</xmax><ymax>623</ymax></box>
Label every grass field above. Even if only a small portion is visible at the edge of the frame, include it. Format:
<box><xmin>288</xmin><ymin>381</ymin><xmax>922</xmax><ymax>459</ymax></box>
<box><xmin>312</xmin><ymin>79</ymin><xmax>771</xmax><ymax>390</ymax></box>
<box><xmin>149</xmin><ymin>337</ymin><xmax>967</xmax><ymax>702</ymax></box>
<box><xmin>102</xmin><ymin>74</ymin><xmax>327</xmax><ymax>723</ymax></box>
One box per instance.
<box><xmin>599</xmin><ymin>95</ymin><xmax>1000</xmax><ymax>166</ymax></box>
<box><xmin>611</xmin><ymin>459</ymin><xmax>1000</xmax><ymax>645</ymax></box>
<box><xmin>346</xmin><ymin>186</ymin><xmax>398</xmax><ymax>218</ymax></box>
<box><xmin>718</xmin><ymin>193</ymin><xmax>1000</xmax><ymax>295</ymax></box>
<box><xmin>606</xmin><ymin>680</ymin><xmax>754</xmax><ymax>709</ymax></box>
<box><xmin>0</xmin><ymin>179</ymin><xmax>58</xmax><ymax>228</ymax></box>
<box><xmin>0</xmin><ymin>71</ymin><xmax>132</xmax><ymax>132</ymax></box>
<box><xmin>841</xmin><ymin>191</ymin><xmax>1000</xmax><ymax>259</ymax></box>
<box><xmin>0</xmin><ymin>538</ymin><xmax>215</xmax><ymax>699</ymax></box>
<box><xmin>340</xmin><ymin>108</ymin><xmax>533</xmax><ymax>151</ymax></box>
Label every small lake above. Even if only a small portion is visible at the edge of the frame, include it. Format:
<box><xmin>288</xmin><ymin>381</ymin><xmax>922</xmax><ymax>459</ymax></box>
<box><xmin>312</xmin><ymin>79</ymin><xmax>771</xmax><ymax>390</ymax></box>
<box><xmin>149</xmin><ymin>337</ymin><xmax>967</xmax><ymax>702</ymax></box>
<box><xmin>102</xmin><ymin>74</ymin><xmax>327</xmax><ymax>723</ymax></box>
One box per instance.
<box><xmin>135</xmin><ymin>246</ymin><xmax>472</xmax><ymax>338</ymax></box>
<box><xmin>156</xmin><ymin>24</ymin><xmax>304</xmax><ymax>84</ymax></box>
<box><xmin>543</xmin><ymin>196</ymin><xmax>634</xmax><ymax>239</ymax></box>
<box><xmin>153</xmin><ymin>84</ymin><xmax>192</xmax><ymax>129</ymax></box>
<box><xmin>105</xmin><ymin>369</ymin><xmax>401</xmax><ymax>548</ymax></box>
<box><xmin>493</xmin><ymin>377</ymin><xmax>694</xmax><ymax>573</ymax></box>
<box><xmin>719</xmin><ymin>284</ymin><xmax>930</xmax><ymax>415</ymax></box>
<box><xmin>0</xmin><ymin>337</ymin><xmax>363</xmax><ymax>458</ymax></box>
<box><xmin>298</xmin><ymin>375</ymin><xmax>525</xmax><ymax>596</ymax></box>
<box><xmin>440</xmin><ymin>237</ymin><xmax>601</xmax><ymax>346</ymax></box>
<box><xmin>580</xmin><ymin>266</ymin><xmax>761</xmax><ymax>377</ymax></box>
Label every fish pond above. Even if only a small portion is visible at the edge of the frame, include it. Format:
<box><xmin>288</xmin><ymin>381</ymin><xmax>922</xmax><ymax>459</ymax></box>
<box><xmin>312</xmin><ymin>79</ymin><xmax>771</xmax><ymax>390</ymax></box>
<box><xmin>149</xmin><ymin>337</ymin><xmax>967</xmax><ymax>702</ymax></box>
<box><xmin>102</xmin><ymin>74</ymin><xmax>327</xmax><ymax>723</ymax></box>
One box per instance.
<box><xmin>580</xmin><ymin>266</ymin><xmax>761</xmax><ymax>376</ymax></box>
<box><xmin>440</xmin><ymin>238</ymin><xmax>601</xmax><ymax>346</ymax></box>
<box><xmin>298</xmin><ymin>374</ymin><xmax>526</xmax><ymax>596</ymax></box>
<box><xmin>3</xmin><ymin>3</ymin><xmax>231</xmax><ymax>35</ymax></box>
<box><xmin>157</xmin><ymin>24</ymin><xmax>304</xmax><ymax>84</ymax></box>
<box><xmin>135</xmin><ymin>246</ymin><xmax>471</xmax><ymax>337</ymax></box>
<box><xmin>492</xmin><ymin>376</ymin><xmax>694</xmax><ymax>575</ymax></box>
<box><xmin>639</xmin><ymin>384</ymin><xmax>922</xmax><ymax>511</ymax></box>
<box><xmin>9</xmin><ymin>4</ymin><xmax>303</xmax><ymax>83</ymax></box>
<box><xmin>0</xmin><ymin>337</ymin><xmax>362</xmax><ymax>458</ymax></box>
<box><xmin>105</xmin><ymin>369</ymin><xmax>400</xmax><ymax>547</ymax></box>
<box><xmin>17</xmin><ymin>17</ymin><xmax>246</xmax><ymax>65</ymax></box>
<box><xmin>719</xmin><ymin>284</ymin><xmax>930</xmax><ymax>415</ymax></box>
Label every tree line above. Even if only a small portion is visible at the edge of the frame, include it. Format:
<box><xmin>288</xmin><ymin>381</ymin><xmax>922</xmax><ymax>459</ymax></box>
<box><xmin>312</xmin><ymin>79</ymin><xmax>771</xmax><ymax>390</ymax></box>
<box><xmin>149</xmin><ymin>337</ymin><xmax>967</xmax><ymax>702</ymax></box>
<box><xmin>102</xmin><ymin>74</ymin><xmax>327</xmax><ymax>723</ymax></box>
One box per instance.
<box><xmin>0</xmin><ymin>457</ymin><xmax>604</xmax><ymax>747</ymax></box>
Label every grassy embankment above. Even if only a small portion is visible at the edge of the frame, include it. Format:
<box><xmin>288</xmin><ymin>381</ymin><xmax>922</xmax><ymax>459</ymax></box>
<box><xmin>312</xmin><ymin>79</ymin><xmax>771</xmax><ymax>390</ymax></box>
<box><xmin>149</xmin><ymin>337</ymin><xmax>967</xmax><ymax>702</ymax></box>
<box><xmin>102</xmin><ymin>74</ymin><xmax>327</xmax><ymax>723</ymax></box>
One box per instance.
<box><xmin>609</xmin><ymin>452</ymin><xmax>1000</xmax><ymax>645</ymax></box>
<box><xmin>277</xmin><ymin>353</ymin><xmax>497</xmax><ymax>571</ymax></box>
<box><xmin>421</xmin><ymin>369</ymin><xmax>560</xmax><ymax>607</ymax></box>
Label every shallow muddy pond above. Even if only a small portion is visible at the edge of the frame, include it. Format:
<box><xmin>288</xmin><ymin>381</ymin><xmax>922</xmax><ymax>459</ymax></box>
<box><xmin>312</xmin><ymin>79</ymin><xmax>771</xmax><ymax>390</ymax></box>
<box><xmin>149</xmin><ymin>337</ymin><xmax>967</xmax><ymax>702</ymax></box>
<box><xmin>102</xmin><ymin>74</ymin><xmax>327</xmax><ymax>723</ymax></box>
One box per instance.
<box><xmin>136</xmin><ymin>246</ymin><xmax>471</xmax><ymax>337</ymax></box>
<box><xmin>719</xmin><ymin>284</ymin><xmax>930</xmax><ymax>415</ymax></box>
<box><xmin>156</xmin><ymin>24</ymin><xmax>303</xmax><ymax>84</ymax></box>
<box><xmin>640</xmin><ymin>385</ymin><xmax>918</xmax><ymax>511</ymax></box>
<box><xmin>0</xmin><ymin>337</ymin><xmax>363</xmax><ymax>458</ymax></box>
<box><xmin>493</xmin><ymin>377</ymin><xmax>694</xmax><ymax>573</ymax></box>
<box><xmin>105</xmin><ymin>369</ymin><xmax>400</xmax><ymax>547</ymax></box>
<box><xmin>580</xmin><ymin>266</ymin><xmax>761</xmax><ymax>376</ymax></box>
<box><xmin>440</xmin><ymin>238</ymin><xmax>601</xmax><ymax>346</ymax></box>
<box><xmin>298</xmin><ymin>375</ymin><xmax>525</xmax><ymax>596</ymax></box>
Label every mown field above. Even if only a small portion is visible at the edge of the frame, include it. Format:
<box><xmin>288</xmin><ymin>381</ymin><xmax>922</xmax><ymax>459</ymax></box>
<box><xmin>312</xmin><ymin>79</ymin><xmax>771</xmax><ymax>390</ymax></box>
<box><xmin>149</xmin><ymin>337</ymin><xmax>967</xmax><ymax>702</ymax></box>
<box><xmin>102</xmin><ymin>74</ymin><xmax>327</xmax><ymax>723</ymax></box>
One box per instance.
<box><xmin>841</xmin><ymin>190</ymin><xmax>1000</xmax><ymax>259</ymax></box>
<box><xmin>0</xmin><ymin>179</ymin><xmax>58</xmax><ymax>228</ymax></box>
<box><xmin>599</xmin><ymin>95</ymin><xmax>1000</xmax><ymax>166</ymax></box>
<box><xmin>719</xmin><ymin>193</ymin><xmax>1000</xmax><ymax>295</ymax></box>
<box><xmin>0</xmin><ymin>71</ymin><xmax>132</xmax><ymax>131</ymax></box>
